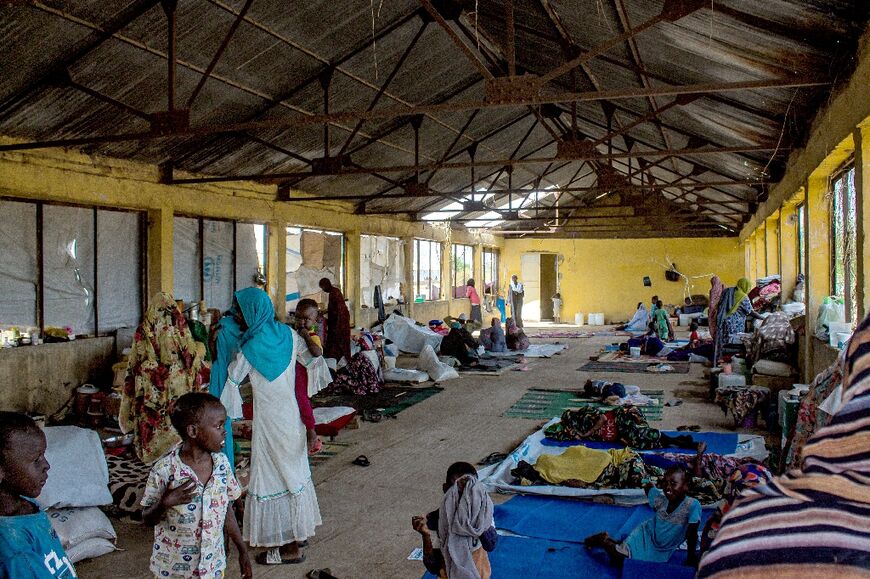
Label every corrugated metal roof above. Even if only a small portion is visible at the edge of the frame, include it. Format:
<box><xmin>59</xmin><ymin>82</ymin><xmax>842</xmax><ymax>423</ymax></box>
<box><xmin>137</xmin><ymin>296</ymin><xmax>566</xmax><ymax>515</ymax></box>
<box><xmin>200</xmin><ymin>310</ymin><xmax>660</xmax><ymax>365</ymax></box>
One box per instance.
<box><xmin>0</xmin><ymin>0</ymin><xmax>867</xmax><ymax>236</ymax></box>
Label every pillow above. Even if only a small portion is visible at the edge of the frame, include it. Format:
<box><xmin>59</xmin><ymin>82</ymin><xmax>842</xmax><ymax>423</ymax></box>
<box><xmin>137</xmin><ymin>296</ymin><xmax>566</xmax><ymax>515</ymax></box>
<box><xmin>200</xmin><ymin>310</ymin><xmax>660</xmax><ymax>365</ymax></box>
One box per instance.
<box><xmin>38</xmin><ymin>426</ymin><xmax>113</xmax><ymax>508</ymax></box>
<box><xmin>752</xmin><ymin>359</ymin><xmax>795</xmax><ymax>378</ymax></box>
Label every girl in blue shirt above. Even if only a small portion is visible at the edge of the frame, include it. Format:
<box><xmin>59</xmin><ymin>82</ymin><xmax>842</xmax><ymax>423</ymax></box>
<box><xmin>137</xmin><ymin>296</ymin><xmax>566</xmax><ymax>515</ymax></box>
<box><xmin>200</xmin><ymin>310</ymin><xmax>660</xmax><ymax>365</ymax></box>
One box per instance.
<box><xmin>585</xmin><ymin>465</ymin><xmax>701</xmax><ymax>567</ymax></box>
<box><xmin>0</xmin><ymin>413</ymin><xmax>76</xmax><ymax>579</ymax></box>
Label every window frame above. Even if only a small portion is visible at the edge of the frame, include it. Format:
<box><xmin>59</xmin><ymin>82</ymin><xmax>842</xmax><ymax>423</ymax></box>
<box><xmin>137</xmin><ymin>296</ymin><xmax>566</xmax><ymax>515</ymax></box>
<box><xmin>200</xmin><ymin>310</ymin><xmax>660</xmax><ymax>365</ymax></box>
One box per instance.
<box><xmin>481</xmin><ymin>248</ymin><xmax>499</xmax><ymax>296</ymax></box>
<box><xmin>0</xmin><ymin>197</ymin><xmax>146</xmax><ymax>337</ymax></box>
<box><xmin>451</xmin><ymin>243</ymin><xmax>474</xmax><ymax>298</ymax></box>
<box><xmin>829</xmin><ymin>162</ymin><xmax>857</xmax><ymax>322</ymax></box>
<box><xmin>174</xmin><ymin>215</ymin><xmax>270</xmax><ymax>309</ymax></box>
<box><xmin>413</xmin><ymin>239</ymin><xmax>442</xmax><ymax>301</ymax></box>
<box><xmin>796</xmin><ymin>202</ymin><xmax>805</xmax><ymax>277</ymax></box>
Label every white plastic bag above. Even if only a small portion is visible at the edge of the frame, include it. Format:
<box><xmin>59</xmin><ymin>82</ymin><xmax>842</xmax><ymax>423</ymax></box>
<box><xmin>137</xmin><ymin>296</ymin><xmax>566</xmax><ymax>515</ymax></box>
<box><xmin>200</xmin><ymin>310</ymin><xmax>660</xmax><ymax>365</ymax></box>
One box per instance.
<box><xmin>815</xmin><ymin>296</ymin><xmax>846</xmax><ymax>339</ymax></box>
<box><xmin>417</xmin><ymin>344</ymin><xmax>459</xmax><ymax>382</ymax></box>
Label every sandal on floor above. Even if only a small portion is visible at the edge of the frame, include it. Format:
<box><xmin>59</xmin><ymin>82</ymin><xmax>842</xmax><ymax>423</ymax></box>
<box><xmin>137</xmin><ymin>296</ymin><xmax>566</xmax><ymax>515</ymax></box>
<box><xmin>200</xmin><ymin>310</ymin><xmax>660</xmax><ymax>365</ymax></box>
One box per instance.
<box><xmin>256</xmin><ymin>548</ymin><xmax>306</xmax><ymax>565</ymax></box>
<box><xmin>352</xmin><ymin>455</ymin><xmax>371</xmax><ymax>467</ymax></box>
<box><xmin>308</xmin><ymin>438</ymin><xmax>323</xmax><ymax>456</ymax></box>
<box><xmin>307</xmin><ymin>569</ymin><xmax>337</xmax><ymax>579</ymax></box>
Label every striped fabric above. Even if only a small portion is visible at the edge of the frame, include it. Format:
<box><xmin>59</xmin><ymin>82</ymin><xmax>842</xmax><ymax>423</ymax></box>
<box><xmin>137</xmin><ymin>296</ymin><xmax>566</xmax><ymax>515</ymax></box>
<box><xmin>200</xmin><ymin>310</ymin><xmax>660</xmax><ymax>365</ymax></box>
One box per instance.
<box><xmin>698</xmin><ymin>313</ymin><xmax>870</xmax><ymax>578</ymax></box>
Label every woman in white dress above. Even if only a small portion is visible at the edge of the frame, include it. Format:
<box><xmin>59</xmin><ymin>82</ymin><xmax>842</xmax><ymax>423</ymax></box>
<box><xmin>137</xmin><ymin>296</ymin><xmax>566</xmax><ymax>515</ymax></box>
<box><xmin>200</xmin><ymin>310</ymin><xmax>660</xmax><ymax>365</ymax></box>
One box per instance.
<box><xmin>224</xmin><ymin>287</ymin><xmax>322</xmax><ymax>565</ymax></box>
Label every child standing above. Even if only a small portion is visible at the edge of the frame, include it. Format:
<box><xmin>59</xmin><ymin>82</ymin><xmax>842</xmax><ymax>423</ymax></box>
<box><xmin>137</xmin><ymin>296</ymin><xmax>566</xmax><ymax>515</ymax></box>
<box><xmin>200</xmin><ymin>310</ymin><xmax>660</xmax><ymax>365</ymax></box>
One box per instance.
<box><xmin>412</xmin><ymin>462</ymin><xmax>498</xmax><ymax>579</ymax></box>
<box><xmin>142</xmin><ymin>393</ymin><xmax>251</xmax><ymax>579</ymax></box>
<box><xmin>0</xmin><ymin>413</ymin><xmax>76</xmax><ymax>579</ymax></box>
<box><xmin>552</xmin><ymin>292</ymin><xmax>563</xmax><ymax>324</ymax></box>
<box><xmin>584</xmin><ymin>465</ymin><xmax>701</xmax><ymax>567</ymax></box>
<box><xmin>293</xmin><ymin>298</ymin><xmax>326</xmax><ymax>455</ymax></box>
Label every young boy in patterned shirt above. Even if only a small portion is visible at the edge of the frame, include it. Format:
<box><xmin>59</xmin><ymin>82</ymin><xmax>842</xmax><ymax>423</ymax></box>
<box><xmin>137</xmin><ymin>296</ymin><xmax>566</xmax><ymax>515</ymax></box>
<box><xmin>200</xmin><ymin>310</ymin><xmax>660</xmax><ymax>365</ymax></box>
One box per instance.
<box><xmin>142</xmin><ymin>393</ymin><xmax>251</xmax><ymax>578</ymax></box>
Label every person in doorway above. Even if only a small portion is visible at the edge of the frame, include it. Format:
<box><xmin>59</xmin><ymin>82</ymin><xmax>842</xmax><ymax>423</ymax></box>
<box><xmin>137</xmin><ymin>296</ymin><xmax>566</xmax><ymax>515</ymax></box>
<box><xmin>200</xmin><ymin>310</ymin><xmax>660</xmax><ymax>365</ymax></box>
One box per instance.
<box><xmin>585</xmin><ymin>466</ymin><xmax>701</xmax><ymax>567</ymax></box>
<box><xmin>319</xmin><ymin>278</ymin><xmax>351</xmax><ymax>365</ymax></box>
<box><xmin>466</xmin><ymin>279</ymin><xmax>482</xmax><ymax>324</ymax></box>
<box><xmin>508</xmin><ymin>275</ymin><xmax>525</xmax><ymax>328</ymax></box>
<box><xmin>141</xmin><ymin>393</ymin><xmax>251</xmax><ymax>579</ymax></box>
<box><xmin>552</xmin><ymin>292</ymin><xmax>563</xmax><ymax>324</ymax></box>
<box><xmin>223</xmin><ymin>288</ymin><xmax>322</xmax><ymax>566</ymax></box>
<box><xmin>0</xmin><ymin>413</ymin><xmax>77</xmax><ymax>579</ymax></box>
<box><xmin>120</xmin><ymin>292</ymin><xmax>209</xmax><ymax>464</ymax></box>
<box><xmin>411</xmin><ymin>462</ymin><xmax>497</xmax><ymax>579</ymax></box>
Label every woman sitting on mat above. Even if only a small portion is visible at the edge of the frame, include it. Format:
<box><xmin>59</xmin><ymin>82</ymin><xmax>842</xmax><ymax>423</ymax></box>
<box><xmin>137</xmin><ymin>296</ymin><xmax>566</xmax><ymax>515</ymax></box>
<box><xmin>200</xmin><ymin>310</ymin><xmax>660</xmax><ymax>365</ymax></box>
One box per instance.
<box><xmin>440</xmin><ymin>322</ymin><xmax>480</xmax><ymax>366</ymax></box>
<box><xmin>545</xmin><ymin>406</ymin><xmax>696</xmax><ymax>450</ymax></box>
<box><xmin>505</xmin><ymin>317</ymin><xmax>530</xmax><ymax>351</ymax></box>
<box><xmin>479</xmin><ymin>318</ymin><xmax>507</xmax><ymax>353</ymax></box>
<box><xmin>619</xmin><ymin>302</ymin><xmax>650</xmax><ymax>333</ymax></box>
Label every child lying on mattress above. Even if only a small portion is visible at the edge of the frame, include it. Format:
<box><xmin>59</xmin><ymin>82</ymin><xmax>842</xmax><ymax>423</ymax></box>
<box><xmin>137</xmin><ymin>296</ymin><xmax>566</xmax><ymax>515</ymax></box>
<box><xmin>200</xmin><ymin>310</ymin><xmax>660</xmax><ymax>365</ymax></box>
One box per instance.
<box><xmin>584</xmin><ymin>465</ymin><xmax>701</xmax><ymax>567</ymax></box>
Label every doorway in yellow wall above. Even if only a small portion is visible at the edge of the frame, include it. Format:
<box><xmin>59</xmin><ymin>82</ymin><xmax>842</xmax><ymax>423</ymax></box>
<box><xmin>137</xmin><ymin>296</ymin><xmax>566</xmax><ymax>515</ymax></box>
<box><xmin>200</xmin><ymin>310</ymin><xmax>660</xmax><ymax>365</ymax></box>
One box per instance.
<box><xmin>519</xmin><ymin>252</ymin><xmax>559</xmax><ymax>321</ymax></box>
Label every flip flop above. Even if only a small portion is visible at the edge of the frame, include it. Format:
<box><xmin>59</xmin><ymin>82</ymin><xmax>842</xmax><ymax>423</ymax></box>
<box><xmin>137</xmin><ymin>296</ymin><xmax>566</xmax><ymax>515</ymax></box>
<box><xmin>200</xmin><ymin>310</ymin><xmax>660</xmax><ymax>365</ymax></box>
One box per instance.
<box><xmin>352</xmin><ymin>455</ymin><xmax>370</xmax><ymax>467</ymax></box>
<box><xmin>257</xmin><ymin>549</ymin><xmax>306</xmax><ymax>565</ymax></box>
<box><xmin>307</xmin><ymin>569</ymin><xmax>338</xmax><ymax>579</ymax></box>
<box><xmin>308</xmin><ymin>438</ymin><xmax>323</xmax><ymax>456</ymax></box>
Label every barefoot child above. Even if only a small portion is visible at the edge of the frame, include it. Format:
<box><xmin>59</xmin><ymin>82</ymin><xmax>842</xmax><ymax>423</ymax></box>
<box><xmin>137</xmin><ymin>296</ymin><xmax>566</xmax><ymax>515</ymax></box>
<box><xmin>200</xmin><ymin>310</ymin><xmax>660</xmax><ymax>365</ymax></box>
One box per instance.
<box><xmin>293</xmin><ymin>298</ymin><xmax>327</xmax><ymax>455</ymax></box>
<box><xmin>412</xmin><ymin>462</ymin><xmax>498</xmax><ymax>578</ymax></box>
<box><xmin>0</xmin><ymin>413</ymin><xmax>76</xmax><ymax>579</ymax></box>
<box><xmin>142</xmin><ymin>393</ymin><xmax>252</xmax><ymax>579</ymax></box>
<box><xmin>552</xmin><ymin>292</ymin><xmax>562</xmax><ymax>324</ymax></box>
<box><xmin>585</xmin><ymin>465</ymin><xmax>701</xmax><ymax>567</ymax></box>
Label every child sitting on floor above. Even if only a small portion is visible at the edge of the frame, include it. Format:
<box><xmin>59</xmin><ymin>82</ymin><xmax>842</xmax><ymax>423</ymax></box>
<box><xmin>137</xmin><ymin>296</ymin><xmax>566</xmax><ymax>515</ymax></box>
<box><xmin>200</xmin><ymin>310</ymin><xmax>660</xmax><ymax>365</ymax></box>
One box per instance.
<box><xmin>584</xmin><ymin>465</ymin><xmax>700</xmax><ymax>568</ymax></box>
<box><xmin>293</xmin><ymin>298</ymin><xmax>328</xmax><ymax>455</ymax></box>
<box><xmin>687</xmin><ymin>321</ymin><xmax>701</xmax><ymax>349</ymax></box>
<box><xmin>412</xmin><ymin>462</ymin><xmax>498</xmax><ymax>578</ymax></box>
<box><xmin>0</xmin><ymin>413</ymin><xmax>77</xmax><ymax>579</ymax></box>
<box><xmin>142</xmin><ymin>393</ymin><xmax>251</xmax><ymax>579</ymax></box>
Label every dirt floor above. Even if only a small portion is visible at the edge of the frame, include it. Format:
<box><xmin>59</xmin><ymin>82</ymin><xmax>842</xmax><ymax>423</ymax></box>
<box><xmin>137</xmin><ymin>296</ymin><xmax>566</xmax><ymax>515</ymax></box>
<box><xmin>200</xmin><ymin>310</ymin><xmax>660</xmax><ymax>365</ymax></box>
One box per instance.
<box><xmin>78</xmin><ymin>324</ymin><xmax>765</xmax><ymax>579</ymax></box>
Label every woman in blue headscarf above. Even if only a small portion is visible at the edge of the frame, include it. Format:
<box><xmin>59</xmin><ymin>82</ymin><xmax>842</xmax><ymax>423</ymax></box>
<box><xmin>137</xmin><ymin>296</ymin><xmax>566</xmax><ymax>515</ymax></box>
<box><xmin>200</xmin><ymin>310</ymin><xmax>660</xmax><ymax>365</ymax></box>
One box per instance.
<box><xmin>223</xmin><ymin>288</ymin><xmax>322</xmax><ymax>566</ymax></box>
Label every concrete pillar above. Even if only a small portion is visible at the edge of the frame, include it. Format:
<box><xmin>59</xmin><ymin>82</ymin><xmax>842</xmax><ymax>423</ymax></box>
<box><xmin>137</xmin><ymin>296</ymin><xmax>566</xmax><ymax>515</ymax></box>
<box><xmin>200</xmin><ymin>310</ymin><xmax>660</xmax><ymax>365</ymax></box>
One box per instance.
<box><xmin>146</xmin><ymin>206</ymin><xmax>174</xmax><ymax>298</ymax></box>
<box><xmin>754</xmin><ymin>227</ymin><xmax>766</xmax><ymax>278</ymax></box>
<box><xmin>402</xmin><ymin>236</ymin><xmax>415</xmax><ymax>319</ymax></box>
<box><xmin>745</xmin><ymin>232</ymin><xmax>757</xmax><ymax>281</ymax></box>
<box><xmin>855</xmin><ymin>123</ymin><xmax>870</xmax><ymax>320</ymax></box>
<box><xmin>779</xmin><ymin>204</ymin><xmax>798</xmax><ymax>301</ymax></box>
<box><xmin>804</xmin><ymin>175</ymin><xmax>831</xmax><ymax>379</ymax></box>
<box><xmin>266</xmin><ymin>221</ymin><xmax>286</xmax><ymax>317</ymax></box>
<box><xmin>345</xmin><ymin>230</ymin><xmax>362</xmax><ymax>326</ymax></box>
<box><xmin>765</xmin><ymin>212</ymin><xmax>780</xmax><ymax>276</ymax></box>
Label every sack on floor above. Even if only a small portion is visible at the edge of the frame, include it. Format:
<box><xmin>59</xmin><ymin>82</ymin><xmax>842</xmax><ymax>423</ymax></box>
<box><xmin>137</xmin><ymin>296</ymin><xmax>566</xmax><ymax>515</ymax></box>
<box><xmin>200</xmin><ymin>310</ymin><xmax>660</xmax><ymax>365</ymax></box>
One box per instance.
<box><xmin>383</xmin><ymin>368</ymin><xmax>430</xmax><ymax>383</ymax></box>
<box><xmin>752</xmin><ymin>359</ymin><xmax>794</xmax><ymax>377</ymax></box>
<box><xmin>66</xmin><ymin>537</ymin><xmax>116</xmax><ymax>563</ymax></box>
<box><xmin>48</xmin><ymin>507</ymin><xmax>116</xmax><ymax>551</ymax></box>
<box><xmin>383</xmin><ymin>314</ymin><xmax>443</xmax><ymax>354</ymax></box>
<box><xmin>38</xmin><ymin>426</ymin><xmax>112</xmax><ymax>508</ymax></box>
<box><xmin>418</xmin><ymin>344</ymin><xmax>459</xmax><ymax>382</ymax></box>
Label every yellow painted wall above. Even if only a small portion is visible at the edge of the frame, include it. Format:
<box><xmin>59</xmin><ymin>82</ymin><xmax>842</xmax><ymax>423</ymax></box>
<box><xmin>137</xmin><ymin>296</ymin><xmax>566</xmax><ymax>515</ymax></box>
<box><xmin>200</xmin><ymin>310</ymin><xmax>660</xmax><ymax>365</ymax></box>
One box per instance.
<box><xmin>502</xmin><ymin>237</ymin><xmax>744</xmax><ymax>323</ymax></box>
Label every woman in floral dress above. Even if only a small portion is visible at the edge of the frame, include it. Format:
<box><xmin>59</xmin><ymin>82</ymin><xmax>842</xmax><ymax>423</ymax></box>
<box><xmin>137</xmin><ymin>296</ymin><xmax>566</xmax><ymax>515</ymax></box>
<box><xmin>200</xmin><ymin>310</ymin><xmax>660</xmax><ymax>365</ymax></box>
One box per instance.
<box><xmin>120</xmin><ymin>292</ymin><xmax>209</xmax><ymax>464</ymax></box>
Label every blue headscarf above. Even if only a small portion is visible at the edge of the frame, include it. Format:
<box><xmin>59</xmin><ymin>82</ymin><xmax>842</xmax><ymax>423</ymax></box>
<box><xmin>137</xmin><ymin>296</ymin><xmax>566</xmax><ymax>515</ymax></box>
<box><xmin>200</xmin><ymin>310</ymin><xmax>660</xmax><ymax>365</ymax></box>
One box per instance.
<box><xmin>209</xmin><ymin>310</ymin><xmax>242</xmax><ymax>469</ymax></box>
<box><xmin>235</xmin><ymin>287</ymin><xmax>294</xmax><ymax>381</ymax></box>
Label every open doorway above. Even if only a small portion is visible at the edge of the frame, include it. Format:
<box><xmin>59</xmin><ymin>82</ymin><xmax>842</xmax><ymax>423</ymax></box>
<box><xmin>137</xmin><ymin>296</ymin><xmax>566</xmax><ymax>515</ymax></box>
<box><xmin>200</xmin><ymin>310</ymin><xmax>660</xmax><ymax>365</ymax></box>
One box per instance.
<box><xmin>540</xmin><ymin>254</ymin><xmax>557</xmax><ymax>320</ymax></box>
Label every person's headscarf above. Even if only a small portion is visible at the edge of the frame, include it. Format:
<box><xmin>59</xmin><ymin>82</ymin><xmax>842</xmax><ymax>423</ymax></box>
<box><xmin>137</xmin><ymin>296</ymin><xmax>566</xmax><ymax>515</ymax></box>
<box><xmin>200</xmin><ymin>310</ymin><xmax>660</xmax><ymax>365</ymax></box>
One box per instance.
<box><xmin>438</xmin><ymin>475</ymin><xmax>494</xmax><ymax>579</ymax></box>
<box><xmin>700</xmin><ymin>463</ymin><xmax>772</xmax><ymax>554</ymax></box>
<box><xmin>708</xmin><ymin>276</ymin><xmax>725</xmax><ymax>339</ymax></box>
<box><xmin>727</xmin><ymin>278</ymin><xmax>751</xmax><ymax>317</ymax></box>
<box><xmin>235</xmin><ymin>287</ymin><xmax>294</xmax><ymax>381</ymax></box>
<box><xmin>505</xmin><ymin>317</ymin><xmax>519</xmax><ymax>335</ymax></box>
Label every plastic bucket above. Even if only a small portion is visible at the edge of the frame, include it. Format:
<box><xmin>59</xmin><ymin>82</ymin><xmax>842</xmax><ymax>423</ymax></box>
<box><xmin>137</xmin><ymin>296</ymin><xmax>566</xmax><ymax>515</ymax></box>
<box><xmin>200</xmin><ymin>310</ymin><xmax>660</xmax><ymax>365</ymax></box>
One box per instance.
<box><xmin>574</xmin><ymin>313</ymin><xmax>584</xmax><ymax>325</ymax></box>
<box><xmin>629</xmin><ymin>347</ymin><xmax>641</xmax><ymax>358</ymax></box>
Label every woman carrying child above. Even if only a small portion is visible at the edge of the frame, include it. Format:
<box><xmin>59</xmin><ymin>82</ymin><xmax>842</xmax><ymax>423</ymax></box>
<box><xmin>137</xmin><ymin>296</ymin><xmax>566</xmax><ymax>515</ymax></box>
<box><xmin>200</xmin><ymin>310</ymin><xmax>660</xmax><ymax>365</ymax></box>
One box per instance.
<box><xmin>223</xmin><ymin>288</ymin><xmax>322</xmax><ymax>565</ymax></box>
<box><xmin>0</xmin><ymin>413</ymin><xmax>77</xmax><ymax>578</ymax></box>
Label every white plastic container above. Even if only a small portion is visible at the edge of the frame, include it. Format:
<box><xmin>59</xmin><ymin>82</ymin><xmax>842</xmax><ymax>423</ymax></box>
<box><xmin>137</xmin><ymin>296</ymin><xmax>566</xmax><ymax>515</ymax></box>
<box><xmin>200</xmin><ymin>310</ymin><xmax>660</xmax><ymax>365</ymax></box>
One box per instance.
<box><xmin>588</xmin><ymin>313</ymin><xmax>605</xmax><ymax>326</ymax></box>
<box><xmin>574</xmin><ymin>313</ymin><xmax>584</xmax><ymax>326</ymax></box>
<box><xmin>629</xmin><ymin>346</ymin><xmax>641</xmax><ymax>358</ymax></box>
<box><xmin>718</xmin><ymin>373</ymin><xmax>747</xmax><ymax>388</ymax></box>
<box><xmin>828</xmin><ymin>322</ymin><xmax>851</xmax><ymax>346</ymax></box>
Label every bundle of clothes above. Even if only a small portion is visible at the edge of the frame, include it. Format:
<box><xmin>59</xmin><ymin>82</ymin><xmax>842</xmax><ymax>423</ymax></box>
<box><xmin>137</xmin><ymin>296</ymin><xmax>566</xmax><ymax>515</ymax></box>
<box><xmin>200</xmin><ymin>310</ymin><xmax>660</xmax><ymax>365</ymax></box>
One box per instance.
<box><xmin>748</xmin><ymin>275</ymin><xmax>781</xmax><ymax>313</ymax></box>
